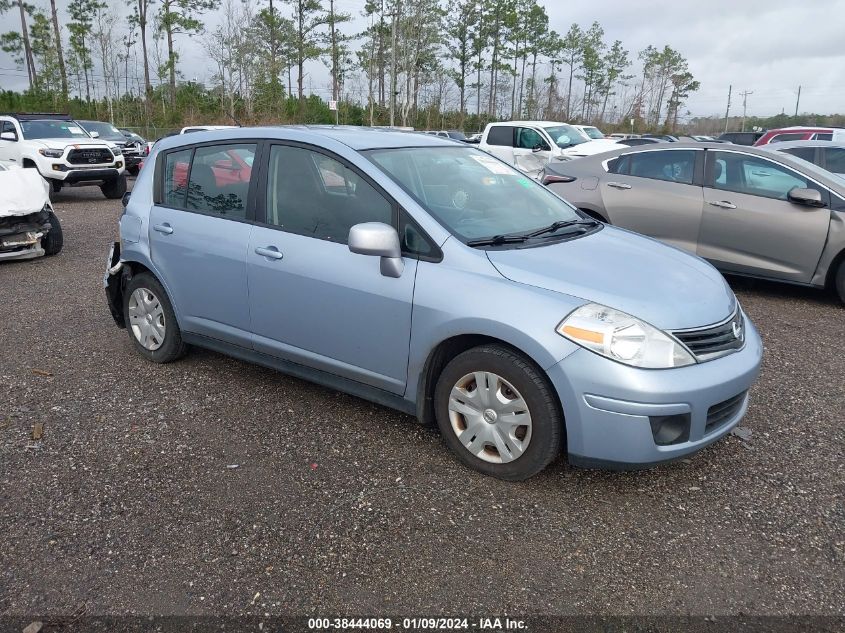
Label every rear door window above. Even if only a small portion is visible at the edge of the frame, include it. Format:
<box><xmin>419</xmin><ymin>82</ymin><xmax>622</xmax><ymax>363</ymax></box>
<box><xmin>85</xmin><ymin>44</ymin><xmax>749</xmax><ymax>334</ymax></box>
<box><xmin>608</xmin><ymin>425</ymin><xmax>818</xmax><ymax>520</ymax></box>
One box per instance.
<box><xmin>185</xmin><ymin>144</ymin><xmax>256</xmax><ymax>218</ymax></box>
<box><xmin>486</xmin><ymin>126</ymin><xmax>514</xmax><ymax>147</ymax></box>
<box><xmin>616</xmin><ymin>150</ymin><xmax>697</xmax><ymax>185</ymax></box>
<box><xmin>781</xmin><ymin>147</ymin><xmax>817</xmax><ymax>164</ymax></box>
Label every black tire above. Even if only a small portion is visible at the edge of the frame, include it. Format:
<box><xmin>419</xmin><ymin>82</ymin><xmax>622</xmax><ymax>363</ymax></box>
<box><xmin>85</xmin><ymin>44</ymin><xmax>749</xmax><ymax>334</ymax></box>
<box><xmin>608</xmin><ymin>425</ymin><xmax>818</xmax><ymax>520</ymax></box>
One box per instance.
<box><xmin>49</xmin><ymin>179</ymin><xmax>63</xmax><ymax>195</ymax></box>
<box><xmin>101</xmin><ymin>174</ymin><xmax>128</xmax><ymax>199</ymax></box>
<box><xmin>41</xmin><ymin>211</ymin><xmax>63</xmax><ymax>256</ymax></box>
<box><xmin>433</xmin><ymin>345</ymin><xmax>563</xmax><ymax>480</ymax></box>
<box><xmin>122</xmin><ymin>272</ymin><xmax>186</xmax><ymax>363</ymax></box>
<box><xmin>835</xmin><ymin>259</ymin><xmax>845</xmax><ymax>304</ymax></box>
<box><xmin>127</xmin><ymin>165</ymin><xmax>140</xmax><ymax>177</ymax></box>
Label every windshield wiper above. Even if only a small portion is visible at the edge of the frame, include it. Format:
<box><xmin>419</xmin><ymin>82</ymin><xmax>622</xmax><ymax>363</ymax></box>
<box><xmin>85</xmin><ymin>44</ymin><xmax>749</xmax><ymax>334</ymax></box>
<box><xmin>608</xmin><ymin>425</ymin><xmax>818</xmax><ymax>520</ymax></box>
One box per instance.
<box><xmin>466</xmin><ymin>219</ymin><xmax>600</xmax><ymax>247</ymax></box>
<box><xmin>524</xmin><ymin>218</ymin><xmax>600</xmax><ymax>238</ymax></box>
<box><xmin>466</xmin><ymin>234</ymin><xmax>529</xmax><ymax>247</ymax></box>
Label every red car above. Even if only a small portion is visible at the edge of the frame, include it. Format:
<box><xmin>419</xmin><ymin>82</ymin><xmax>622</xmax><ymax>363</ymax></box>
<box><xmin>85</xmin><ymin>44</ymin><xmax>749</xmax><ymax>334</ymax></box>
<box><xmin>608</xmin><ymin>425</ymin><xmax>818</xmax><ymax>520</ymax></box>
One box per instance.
<box><xmin>171</xmin><ymin>147</ymin><xmax>252</xmax><ymax>188</ymax></box>
<box><xmin>754</xmin><ymin>126</ymin><xmax>841</xmax><ymax>146</ymax></box>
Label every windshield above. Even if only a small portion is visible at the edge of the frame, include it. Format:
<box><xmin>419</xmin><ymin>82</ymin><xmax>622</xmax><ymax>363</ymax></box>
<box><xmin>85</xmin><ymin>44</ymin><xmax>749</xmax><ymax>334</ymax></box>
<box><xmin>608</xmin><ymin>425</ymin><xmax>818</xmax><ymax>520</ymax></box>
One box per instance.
<box><xmin>367</xmin><ymin>146</ymin><xmax>583</xmax><ymax>243</ymax></box>
<box><xmin>20</xmin><ymin>120</ymin><xmax>90</xmax><ymax>140</ymax></box>
<box><xmin>542</xmin><ymin>124</ymin><xmax>588</xmax><ymax>148</ymax></box>
<box><xmin>79</xmin><ymin>121</ymin><xmax>123</xmax><ymax>140</ymax></box>
<box><xmin>582</xmin><ymin>126</ymin><xmax>604</xmax><ymax>139</ymax></box>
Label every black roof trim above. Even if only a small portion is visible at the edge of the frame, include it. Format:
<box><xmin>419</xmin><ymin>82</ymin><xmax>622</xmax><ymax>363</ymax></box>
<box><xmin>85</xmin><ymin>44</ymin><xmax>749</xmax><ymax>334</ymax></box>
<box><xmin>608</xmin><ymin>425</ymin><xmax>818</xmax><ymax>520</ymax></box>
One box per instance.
<box><xmin>0</xmin><ymin>112</ymin><xmax>73</xmax><ymax>121</ymax></box>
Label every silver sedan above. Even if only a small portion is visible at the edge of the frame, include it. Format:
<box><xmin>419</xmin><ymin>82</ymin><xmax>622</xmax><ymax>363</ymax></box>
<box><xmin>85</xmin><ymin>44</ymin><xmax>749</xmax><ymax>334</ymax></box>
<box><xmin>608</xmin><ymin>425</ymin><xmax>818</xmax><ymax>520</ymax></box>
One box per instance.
<box><xmin>542</xmin><ymin>142</ymin><xmax>845</xmax><ymax>302</ymax></box>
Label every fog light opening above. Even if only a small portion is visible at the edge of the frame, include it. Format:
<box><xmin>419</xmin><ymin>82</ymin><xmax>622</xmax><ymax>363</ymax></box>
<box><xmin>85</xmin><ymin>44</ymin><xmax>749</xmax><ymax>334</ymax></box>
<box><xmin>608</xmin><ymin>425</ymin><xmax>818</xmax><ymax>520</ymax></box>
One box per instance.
<box><xmin>649</xmin><ymin>413</ymin><xmax>691</xmax><ymax>446</ymax></box>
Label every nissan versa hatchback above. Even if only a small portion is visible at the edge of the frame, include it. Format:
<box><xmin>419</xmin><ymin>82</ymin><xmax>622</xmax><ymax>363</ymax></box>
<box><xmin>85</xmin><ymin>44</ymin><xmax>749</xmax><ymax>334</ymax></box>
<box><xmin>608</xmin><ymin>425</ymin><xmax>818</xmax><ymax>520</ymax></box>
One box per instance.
<box><xmin>105</xmin><ymin>127</ymin><xmax>762</xmax><ymax>480</ymax></box>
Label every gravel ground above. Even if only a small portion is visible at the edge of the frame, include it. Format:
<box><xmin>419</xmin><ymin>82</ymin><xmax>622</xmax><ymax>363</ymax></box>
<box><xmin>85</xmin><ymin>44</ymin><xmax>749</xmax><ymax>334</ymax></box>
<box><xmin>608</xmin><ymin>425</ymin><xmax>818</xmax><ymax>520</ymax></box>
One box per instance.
<box><xmin>0</xmin><ymin>184</ymin><xmax>843</xmax><ymax>622</ymax></box>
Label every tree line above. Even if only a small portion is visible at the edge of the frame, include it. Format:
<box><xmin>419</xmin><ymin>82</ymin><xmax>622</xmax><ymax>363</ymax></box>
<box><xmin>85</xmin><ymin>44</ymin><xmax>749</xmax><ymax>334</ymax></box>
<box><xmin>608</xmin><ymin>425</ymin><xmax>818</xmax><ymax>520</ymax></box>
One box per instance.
<box><xmin>0</xmin><ymin>0</ymin><xmax>704</xmax><ymax>133</ymax></box>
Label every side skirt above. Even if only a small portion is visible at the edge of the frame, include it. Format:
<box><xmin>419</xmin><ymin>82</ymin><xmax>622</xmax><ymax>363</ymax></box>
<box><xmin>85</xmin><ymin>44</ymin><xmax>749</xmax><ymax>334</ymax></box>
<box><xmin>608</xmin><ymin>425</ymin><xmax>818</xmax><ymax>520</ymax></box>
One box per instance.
<box><xmin>182</xmin><ymin>332</ymin><xmax>419</xmax><ymax>419</ymax></box>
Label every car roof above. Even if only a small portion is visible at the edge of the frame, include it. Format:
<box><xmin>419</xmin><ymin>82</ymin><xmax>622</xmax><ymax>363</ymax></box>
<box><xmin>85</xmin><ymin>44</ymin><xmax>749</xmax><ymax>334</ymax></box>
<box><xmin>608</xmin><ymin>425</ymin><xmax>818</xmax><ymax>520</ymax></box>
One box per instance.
<box><xmin>156</xmin><ymin>125</ymin><xmax>460</xmax><ymax>152</ymax></box>
<box><xmin>767</xmin><ymin>125</ymin><xmax>839</xmax><ymax>131</ymax></box>
<box><xmin>762</xmin><ymin>140</ymin><xmax>845</xmax><ymax>150</ymax></box>
<box><xmin>552</xmin><ymin>141</ymin><xmax>845</xmax><ymax>190</ymax></box>
<box><xmin>489</xmin><ymin>120</ymin><xmax>569</xmax><ymax>128</ymax></box>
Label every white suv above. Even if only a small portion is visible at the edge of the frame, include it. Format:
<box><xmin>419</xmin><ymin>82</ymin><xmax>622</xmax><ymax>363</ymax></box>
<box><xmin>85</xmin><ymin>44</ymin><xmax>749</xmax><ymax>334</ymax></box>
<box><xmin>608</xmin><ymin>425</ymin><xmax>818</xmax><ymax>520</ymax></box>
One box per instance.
<box><xmin>0</xmin><ymin>113</ymin><xmax>127</xmax><ymax>198</ymax></box>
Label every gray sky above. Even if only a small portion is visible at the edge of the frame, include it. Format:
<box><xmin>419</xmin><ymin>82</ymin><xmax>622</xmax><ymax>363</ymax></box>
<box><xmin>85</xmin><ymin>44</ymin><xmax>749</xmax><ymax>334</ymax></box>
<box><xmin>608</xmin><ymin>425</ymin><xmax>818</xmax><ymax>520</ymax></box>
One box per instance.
<box><xmin>1</xmin><ymin>0</ymin><xmax>843</xmax><ymax>117</ymax></box>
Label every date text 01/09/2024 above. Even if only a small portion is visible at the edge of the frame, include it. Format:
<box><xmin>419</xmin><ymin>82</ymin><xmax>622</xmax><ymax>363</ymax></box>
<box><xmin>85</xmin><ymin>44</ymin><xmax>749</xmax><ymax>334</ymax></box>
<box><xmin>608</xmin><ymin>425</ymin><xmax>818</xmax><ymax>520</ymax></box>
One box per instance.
<box><xmin>306</xmin><ymin>617</ymin><xmax>527</xmax><ymax>631</ymax></box>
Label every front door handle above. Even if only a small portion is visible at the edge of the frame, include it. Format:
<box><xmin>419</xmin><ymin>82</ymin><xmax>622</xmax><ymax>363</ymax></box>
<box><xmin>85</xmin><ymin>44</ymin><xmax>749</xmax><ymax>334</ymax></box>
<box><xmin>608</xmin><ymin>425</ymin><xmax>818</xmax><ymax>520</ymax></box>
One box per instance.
<box><xmin>153</xmin><ymin>223</ymin><xmax>173</xmax><ymax>235</ymax></box>
<box><xmin>708</xmin><ymin>200</ymin><xmax>737</xmax><ymax>209</ymax></box>
<box><xmin>607</xmin><ymin>181</ymin><xmax>632</xmax><ymax>190</ymax></box>
<box><xmin>255</xmin><ymin>246</ymin><xmax>284</xmax><ymax>260</ymax></box>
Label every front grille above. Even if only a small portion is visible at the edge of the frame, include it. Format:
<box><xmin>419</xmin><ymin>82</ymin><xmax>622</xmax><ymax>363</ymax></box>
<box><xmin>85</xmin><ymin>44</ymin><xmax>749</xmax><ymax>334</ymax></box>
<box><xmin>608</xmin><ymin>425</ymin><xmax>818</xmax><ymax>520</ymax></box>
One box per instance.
<box><xmin>68</xmin><ymin>148</ymin><xmax>113</xmax><ymax>165</ymax></box>
<box><xmin>705</xmin><ymin>391</ymin><xmax>747</xmax><ymax>433</ymax></box>
<box><xmin>672</xmin><ymin>308</ymin><xmax>744</xmax><ymax>361</ymax></box>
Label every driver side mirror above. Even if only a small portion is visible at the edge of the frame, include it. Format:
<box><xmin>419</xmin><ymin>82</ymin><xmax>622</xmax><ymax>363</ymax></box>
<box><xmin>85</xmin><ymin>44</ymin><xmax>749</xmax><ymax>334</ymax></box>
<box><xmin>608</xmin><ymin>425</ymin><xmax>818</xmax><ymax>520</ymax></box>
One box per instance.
<box><xmin>348</xmin><ymin>222</ymin><xmax>404</xmax><ymax>278</ymax></box>
<box><xmin>532</xmin><ymin>142</ymin><xmax>550</xmax><ymax>153</ymax></box>
<box><xmin>787</xmin><ymin>187</ymin><xmax>825</xmax><ymax>208</ymax></box>
<box><xmin>0</xmin><ymin>131</ymin><xmax>17</xmax><ymax>141</ymax></box>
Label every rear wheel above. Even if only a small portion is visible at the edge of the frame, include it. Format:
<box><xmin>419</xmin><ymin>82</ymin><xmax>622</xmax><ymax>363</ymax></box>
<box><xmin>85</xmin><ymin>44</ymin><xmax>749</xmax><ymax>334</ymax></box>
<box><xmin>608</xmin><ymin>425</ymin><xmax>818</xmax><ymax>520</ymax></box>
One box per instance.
<box><xmin>41</xmin><ymin>211</ymin><xmax>63</xmax><ymax>256</ymax></box>
<box><xmin>101</xmin><ymin>174</ymin><xmax>127</xmax><ymax>199</ymax></box>
<box><xmin>122</xmin><ymin>273</ymin><xmax>186</xmax><ymax>363</ymax></box>
<box><xmin>433</xmin><ymin>345</ymin><xmax>563</xmax><ymax>480</ymax></box>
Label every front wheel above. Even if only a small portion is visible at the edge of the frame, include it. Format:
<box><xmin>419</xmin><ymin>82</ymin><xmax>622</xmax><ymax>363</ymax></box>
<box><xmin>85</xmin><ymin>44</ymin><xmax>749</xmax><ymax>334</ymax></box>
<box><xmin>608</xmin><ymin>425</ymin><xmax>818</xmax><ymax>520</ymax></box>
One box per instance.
<box><xmin>433</xmin><ymin>345</ymin><xmax>563</xmax><ymax>480</ymax></box>
<box><xmin>41</xmin><ymin>210</ymin><xmax>63</xmax><ymax>256</ymax></box>
<box><xmin>122</xmin><ymin>273</ymin><xmax>186</xmax><ymax>363</ymax></box>
<box><xmin>101</xmin><ymin>174</ymin><xmax>128</xmax><ymax>199</ymax></box>
<box><xmin>835</xmin><ymin>259</ymin><xmax>845</xmax><ymax>304</ymax></box>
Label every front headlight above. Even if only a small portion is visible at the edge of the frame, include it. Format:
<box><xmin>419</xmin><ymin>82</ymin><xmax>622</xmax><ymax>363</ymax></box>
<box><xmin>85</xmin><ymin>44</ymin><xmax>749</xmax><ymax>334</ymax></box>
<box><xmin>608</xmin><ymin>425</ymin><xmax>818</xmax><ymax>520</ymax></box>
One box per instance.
<box><xmin>556</xmin><ymin>303</ymin><xmax>695</xmax><ymax>369</ymax></box>
<box><xmin>111</xmin><ymin>148</ymin><xmax>123</xmax><ymax>156</ymax></box>
<box><xmin>38</xmin><ymin>148</ymin><xmax>63</xmax><ymax>158</ymax></box>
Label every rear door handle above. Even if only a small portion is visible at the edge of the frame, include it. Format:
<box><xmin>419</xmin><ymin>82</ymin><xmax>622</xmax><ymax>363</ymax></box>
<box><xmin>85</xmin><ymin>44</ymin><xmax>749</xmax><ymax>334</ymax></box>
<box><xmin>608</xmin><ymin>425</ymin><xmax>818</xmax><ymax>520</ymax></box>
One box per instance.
<box><xmin>152</xmin><ymin>223</ymin><xmax>173</xmax><ymax>235</ymax></box>
<box><xmin>607</xmin><ymin>181</ymin><xmax>632</xmax><ymax>190</ymax></box>
<box><xmin>708</xmin><ymin>200</ymin><xmax>737</xmax><ymax>209</ymax></box>
<box><xmin>254</xmin><ymin>246</ymin><xmax>284</xmax><ymax>260</ymax></box>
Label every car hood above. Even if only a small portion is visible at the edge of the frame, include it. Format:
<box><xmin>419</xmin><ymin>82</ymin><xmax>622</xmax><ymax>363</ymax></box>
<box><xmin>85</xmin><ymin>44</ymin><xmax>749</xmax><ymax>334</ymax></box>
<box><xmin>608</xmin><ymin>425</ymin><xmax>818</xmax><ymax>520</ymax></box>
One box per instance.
<box><xmin>485</xmin><ymin>226</ymin><xmax>735</xmax><ymax>331</ymax></box>
<box><xmin>34</xmin><ymin>138</ymin><xmax>110</xmax><ymax>150</ymax></box>
<box><xmin>559</xmin><ymin>139</ymin><xmax>620</xmax><ymax>157</ymax></box>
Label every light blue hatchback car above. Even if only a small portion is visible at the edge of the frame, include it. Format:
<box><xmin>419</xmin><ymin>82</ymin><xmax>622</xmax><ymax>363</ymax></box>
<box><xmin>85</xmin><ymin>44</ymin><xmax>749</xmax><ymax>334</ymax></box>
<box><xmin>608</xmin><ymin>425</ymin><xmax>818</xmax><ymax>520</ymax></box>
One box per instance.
<box><xmin>105</xmin><ymin>126</ymin><xmax>763</xmax><ymax>480</ymax></box>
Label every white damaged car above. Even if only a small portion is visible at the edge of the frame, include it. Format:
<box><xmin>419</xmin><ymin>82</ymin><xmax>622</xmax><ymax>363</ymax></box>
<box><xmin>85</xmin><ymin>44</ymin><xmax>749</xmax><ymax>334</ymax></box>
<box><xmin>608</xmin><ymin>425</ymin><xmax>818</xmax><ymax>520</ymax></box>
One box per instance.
<box><xmin>0</xmin><ymin>163</ymin><xmax>63</xmax><ymax>261</ymax></box>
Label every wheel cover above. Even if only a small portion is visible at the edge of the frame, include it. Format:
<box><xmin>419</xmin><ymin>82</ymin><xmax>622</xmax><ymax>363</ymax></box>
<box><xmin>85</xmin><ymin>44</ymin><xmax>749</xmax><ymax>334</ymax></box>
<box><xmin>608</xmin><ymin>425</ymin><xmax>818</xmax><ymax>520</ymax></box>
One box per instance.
<box><xmin>128</xmin><ymin>287</ymin><xmax>166</xmax><ymax>351</ymax></box>
<box><xmin>448</xmin><ymin>371</ymin><xmax>532</xmax><ymax>464</ymax></box>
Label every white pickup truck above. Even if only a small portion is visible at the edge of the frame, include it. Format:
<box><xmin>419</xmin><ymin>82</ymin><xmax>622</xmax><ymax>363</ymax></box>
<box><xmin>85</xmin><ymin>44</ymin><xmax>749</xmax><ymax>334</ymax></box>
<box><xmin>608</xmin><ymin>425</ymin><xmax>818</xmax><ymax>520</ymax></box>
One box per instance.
<box><xmin>0</xmin><ymin>113</ymin><xmax>127</xmax><ymax>199</ymax></box>
<box><xmin>478</xmin><ymin>120</ymin><xmax>619</xmax><ymax>177</ymax></box>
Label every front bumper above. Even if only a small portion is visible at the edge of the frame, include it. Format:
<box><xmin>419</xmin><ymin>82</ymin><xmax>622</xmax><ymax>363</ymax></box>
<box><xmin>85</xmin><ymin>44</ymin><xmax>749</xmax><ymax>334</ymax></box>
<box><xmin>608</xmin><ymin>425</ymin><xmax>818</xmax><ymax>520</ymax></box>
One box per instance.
<box><xmin>0</xmin><ymin>209</ymin><xmax>50</xmax><ymax>261</ymax></box>
<box><xmin>104</xmin><ymin>241</ymin><xmax>127</xmax><ymax>327</ymax></box>
<box><xmin>548</xmin><ymin>314</ymin><xmax>763</xmax><ymax>469</ymax></box>
<box><xmin>55</xmin><ymin>167</ymin><xmax>123</xmax><ymax>183</ymax></box>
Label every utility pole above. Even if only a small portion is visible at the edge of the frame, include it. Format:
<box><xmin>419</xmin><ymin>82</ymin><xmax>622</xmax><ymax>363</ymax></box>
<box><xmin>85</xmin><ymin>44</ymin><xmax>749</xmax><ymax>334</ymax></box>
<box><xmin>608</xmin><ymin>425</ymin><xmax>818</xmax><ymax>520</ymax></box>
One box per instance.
<box><xmin>389</xmin><ymin>5</ymin><xmax>398</xmax><ymax>128</ymax></box>
<box><xmin>723</xmin><ymin>85</ymin><xmax>731</xmax><ymax>134</ymax></box>
<box><xmin>794</xmin><ymin>85</ymin><xmax>801</xmax><ymax>117</ymax></box>
<box><xmin>740</xmin><ymin>89</ymin><xmax>753</xmax><ymax>132</ymax></box>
